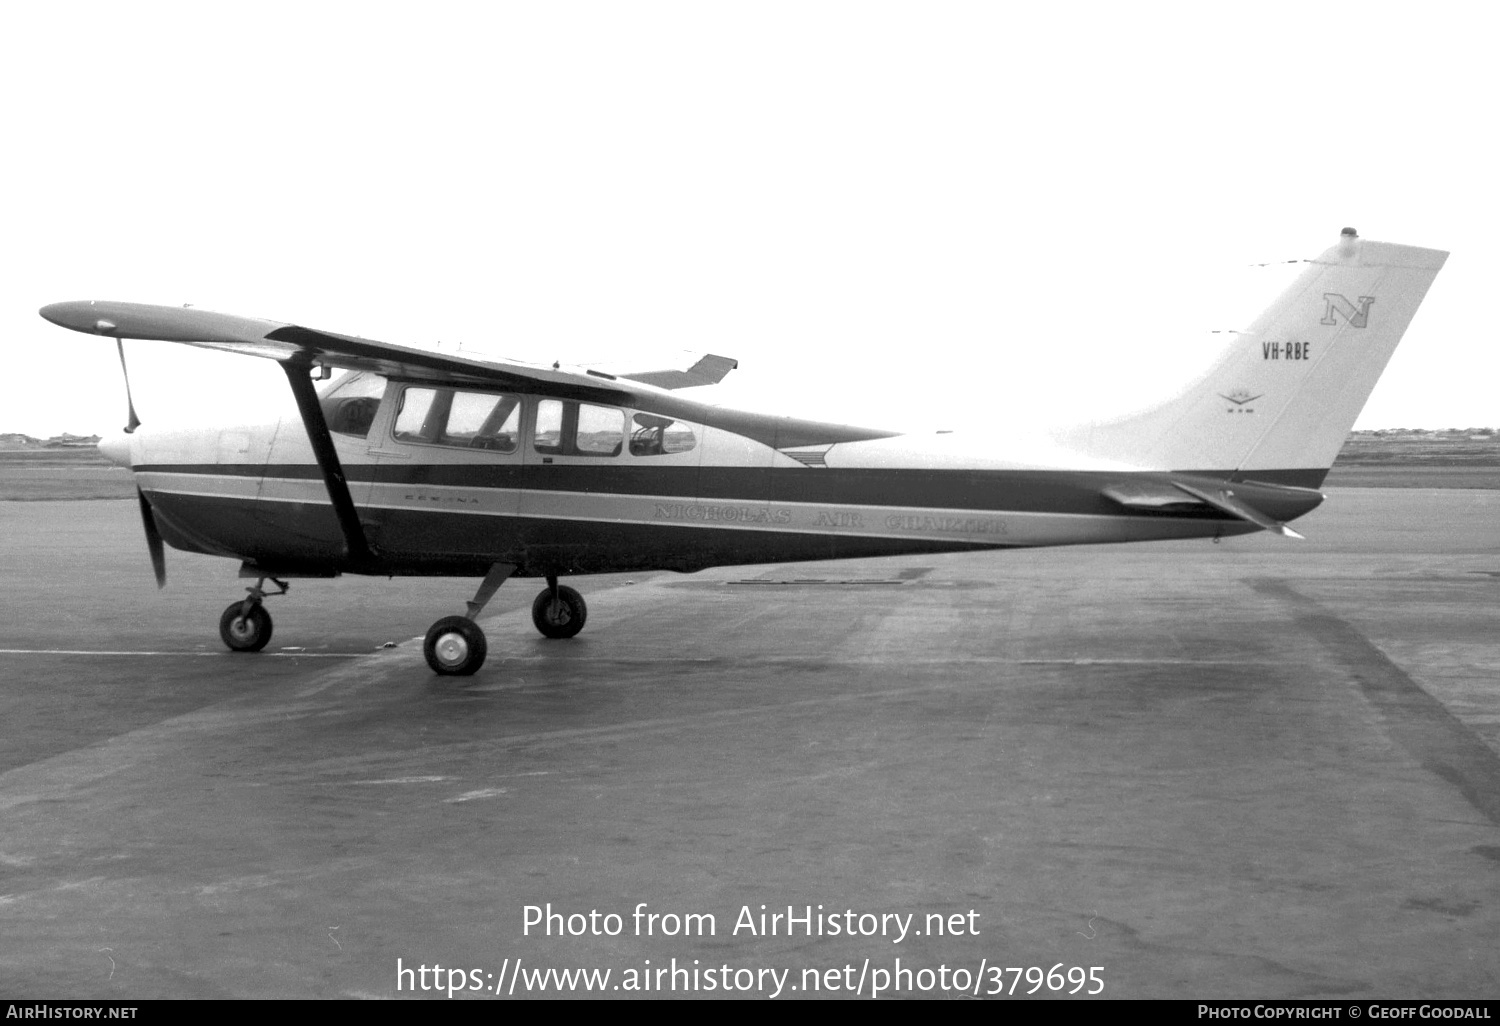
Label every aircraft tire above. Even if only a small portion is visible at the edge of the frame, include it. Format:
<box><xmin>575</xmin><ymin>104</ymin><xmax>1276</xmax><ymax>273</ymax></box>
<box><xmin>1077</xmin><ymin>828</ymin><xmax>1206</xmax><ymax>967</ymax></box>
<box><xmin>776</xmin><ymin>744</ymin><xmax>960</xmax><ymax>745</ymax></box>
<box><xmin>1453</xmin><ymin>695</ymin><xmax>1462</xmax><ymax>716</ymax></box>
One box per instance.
<box><xmin>424</xmin><ymin>616</ymin><xmax>487</xmax><ymax>676</ymax></box>
<box><xmin>219</xmin><ymin>602</ymin><xmax>273</xmax><ymax>653</ymax></box>
<box><xmin>531</xmin><ymin>586</ymin><xmax>587</xmax><ymax>639</ymax></box>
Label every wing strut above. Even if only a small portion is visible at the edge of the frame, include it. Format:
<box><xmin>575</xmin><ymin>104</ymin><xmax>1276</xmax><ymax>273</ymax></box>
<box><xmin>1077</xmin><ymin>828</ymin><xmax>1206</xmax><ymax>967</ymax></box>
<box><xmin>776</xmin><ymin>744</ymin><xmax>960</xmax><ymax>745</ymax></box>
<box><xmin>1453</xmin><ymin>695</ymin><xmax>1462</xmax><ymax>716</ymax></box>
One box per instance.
<box><xmin>115</xmin><ymin>338</ymin><xmax>142</xmax><ymax>433</ymax></box>
<box><xmin>280</xmin><ymin>355</ymin><xmax>377</xmax><ymax>568</ymax></box>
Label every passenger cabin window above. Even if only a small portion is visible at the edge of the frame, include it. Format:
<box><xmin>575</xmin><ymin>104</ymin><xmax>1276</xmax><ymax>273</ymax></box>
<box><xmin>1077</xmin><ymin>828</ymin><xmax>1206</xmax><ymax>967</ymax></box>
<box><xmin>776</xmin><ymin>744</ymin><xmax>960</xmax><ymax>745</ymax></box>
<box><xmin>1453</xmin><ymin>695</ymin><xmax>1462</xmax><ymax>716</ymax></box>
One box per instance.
<box><xmin>576</xmin><ymin>403</ymin><xmax>624</xmax><ymax>455</ymax></box>
<box><xmin>533</xmin><ymin>400</ymin><xmax>625</xmax><ymax>457</ymax></box>
<box><xmin>394</xmin><ymin>387</ymin><xmax>521</xmax><ymax>452</ymax></box>
<box><xmin>318</xmin><ymin>370</ymin><xmax>386</xmax><ymax>439</ymax></box>
<box><xmin>630</xmin><ymin>413</ymin><xmax>696</xmax><ymax>456</ymax></box>
<box><xmin>534</xmin><ymin>400</ymin><xmax>564</xmax><ymax>454</ymax></box>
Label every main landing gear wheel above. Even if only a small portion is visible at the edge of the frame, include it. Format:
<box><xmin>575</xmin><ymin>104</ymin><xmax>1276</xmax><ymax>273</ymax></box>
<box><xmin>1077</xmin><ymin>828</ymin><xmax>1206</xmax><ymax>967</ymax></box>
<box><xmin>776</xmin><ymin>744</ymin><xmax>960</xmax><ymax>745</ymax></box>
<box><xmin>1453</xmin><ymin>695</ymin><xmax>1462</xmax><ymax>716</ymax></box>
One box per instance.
<box><xmin>532</xmin><ymin>585</ymin><xmax>587</xmax><ymax>639</ymax></box>
<box><xmin>424</xmin><ymin>616</ymin><xmax>488</xmax><ymax>676</ymax></box>
<box><xmin>219</xmin><ymin>602</ymin><xmax>273</xmax><ymax>652</ymax></box>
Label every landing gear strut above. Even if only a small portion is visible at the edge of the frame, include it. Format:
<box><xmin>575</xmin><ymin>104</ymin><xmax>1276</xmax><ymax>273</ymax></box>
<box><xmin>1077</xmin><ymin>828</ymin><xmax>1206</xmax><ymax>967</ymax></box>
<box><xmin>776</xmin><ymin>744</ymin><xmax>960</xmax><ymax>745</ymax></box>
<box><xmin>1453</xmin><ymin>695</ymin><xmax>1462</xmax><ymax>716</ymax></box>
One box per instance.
<box><xmin>219</xmin><ymin>577</ymin><xmax>287</xmax><ymax>653</ymax></box>
<box><xmin>423</xmin><ymin>562</ymin><xmax>515</xmax><ymax>676</ymax></box>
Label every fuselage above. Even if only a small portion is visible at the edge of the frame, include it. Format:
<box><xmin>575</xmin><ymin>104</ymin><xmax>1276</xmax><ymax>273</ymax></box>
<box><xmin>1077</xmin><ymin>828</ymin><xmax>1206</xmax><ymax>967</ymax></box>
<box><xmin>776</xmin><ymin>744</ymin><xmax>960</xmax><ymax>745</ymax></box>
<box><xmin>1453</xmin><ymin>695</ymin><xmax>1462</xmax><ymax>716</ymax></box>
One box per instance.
<box><xmin>102</xmin><ymin>373</ymin><xmax>1318</xmax><ymax>580</ymax></box>
<box><xmin>43</xmin><ymin>231</ymin><xmax>1444</xmax><ymax>674</ymax></box>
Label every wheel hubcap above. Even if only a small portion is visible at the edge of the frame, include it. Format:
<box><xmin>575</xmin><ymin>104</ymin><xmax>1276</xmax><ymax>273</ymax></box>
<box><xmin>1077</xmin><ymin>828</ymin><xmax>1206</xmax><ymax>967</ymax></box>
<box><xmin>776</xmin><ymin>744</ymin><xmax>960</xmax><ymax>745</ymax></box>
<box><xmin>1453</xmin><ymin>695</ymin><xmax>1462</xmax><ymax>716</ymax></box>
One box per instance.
<box><xmin>230</xmin><ymin>617</ymin><xmax>255</xmax><ymax>641</ymax></box>
<box><xmin>435</xmin><ymin>632</ymin><xmax>469</xmax><ymax>666</ymax></box>
<box><xmin>548</xmin><ymin>600</ymin><xmax>569</xmax><ymax>625</ymax></box>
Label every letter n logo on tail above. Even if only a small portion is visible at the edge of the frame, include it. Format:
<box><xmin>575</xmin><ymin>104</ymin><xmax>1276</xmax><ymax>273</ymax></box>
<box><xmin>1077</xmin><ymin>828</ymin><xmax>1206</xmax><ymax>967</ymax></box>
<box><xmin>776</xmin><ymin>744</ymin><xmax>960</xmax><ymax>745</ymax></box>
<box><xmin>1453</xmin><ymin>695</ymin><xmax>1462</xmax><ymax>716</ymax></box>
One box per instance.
<box><xmin>1321</xmin><ymin>293</ymin><xmax>1375</xmax><ymax>328</ymax></box>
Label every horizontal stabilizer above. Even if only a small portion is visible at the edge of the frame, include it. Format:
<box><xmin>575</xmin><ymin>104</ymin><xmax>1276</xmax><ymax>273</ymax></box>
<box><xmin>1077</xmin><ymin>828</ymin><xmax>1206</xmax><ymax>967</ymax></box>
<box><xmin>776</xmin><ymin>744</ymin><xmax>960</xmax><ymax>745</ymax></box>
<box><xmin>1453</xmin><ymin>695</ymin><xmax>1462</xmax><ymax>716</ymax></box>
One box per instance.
<box><xmin>1103</xmin><ymin>476</ymin><xmax>1321</xmax><ymax>538</ymax></box>
<box><xmin>1169</xmin><ymin>481</ymin><xmax>1305</xmax><ymax>539</ymax></box>
<box><xmin>1101</xmin><ymin>480</ymin><xmax>1205</xmax><ymax>511</ymax></box>
<box><xmin>619</xmin><ymin>354</ymin><xmax>739</xmax><ymax>390</ymax></box>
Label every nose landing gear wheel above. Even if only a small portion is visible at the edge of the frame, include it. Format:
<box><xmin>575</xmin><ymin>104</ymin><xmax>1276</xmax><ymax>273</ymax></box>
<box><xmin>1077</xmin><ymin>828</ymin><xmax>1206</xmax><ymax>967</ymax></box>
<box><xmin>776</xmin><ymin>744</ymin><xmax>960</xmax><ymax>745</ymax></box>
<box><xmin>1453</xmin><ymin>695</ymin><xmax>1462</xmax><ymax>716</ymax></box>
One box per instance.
<box><xmin>424</xmin><ymin>616</ymin><xmax>488</xmax><ymax>675</ymax></box>
<box><xmin>532</xmin><ymin>585</ymin><xmax>587</xmax><ymax>639</ymax></box>
<box><xmin>219</xmin><ymin>602</ymin><xmax>273</xmax><ymax>652</ymax></box>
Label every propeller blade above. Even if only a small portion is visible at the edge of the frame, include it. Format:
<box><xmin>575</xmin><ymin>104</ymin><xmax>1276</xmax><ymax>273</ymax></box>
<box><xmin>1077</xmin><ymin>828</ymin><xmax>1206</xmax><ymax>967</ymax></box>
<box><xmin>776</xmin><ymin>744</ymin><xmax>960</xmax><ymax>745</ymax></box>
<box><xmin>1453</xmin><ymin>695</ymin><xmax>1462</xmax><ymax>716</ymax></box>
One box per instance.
<box><xmin>116</xmin><ymin>338</ymin><xmax>141</xmax><ymax>433</ymax></box>
<box><xmin>138</xmin><ymin>488</ymin><xmax>166</xmax><ymax>588</ymax></box>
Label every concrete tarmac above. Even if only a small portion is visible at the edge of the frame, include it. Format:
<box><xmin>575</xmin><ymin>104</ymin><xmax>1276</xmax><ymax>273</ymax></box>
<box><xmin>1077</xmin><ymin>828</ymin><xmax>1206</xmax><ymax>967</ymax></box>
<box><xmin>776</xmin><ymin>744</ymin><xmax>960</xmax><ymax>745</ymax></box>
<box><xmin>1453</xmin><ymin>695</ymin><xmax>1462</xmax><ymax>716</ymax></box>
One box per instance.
<box><xmin>0</xmin><ymin>491</ymin><xmax>1497</xmax><ymax>999</ymax></box>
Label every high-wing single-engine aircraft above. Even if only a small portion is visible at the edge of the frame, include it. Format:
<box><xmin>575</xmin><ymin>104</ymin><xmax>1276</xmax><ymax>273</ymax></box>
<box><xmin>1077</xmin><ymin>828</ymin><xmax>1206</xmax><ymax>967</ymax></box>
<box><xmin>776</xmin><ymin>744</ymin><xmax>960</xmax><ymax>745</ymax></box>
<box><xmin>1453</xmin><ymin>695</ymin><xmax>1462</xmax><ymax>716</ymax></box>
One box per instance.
<box><xmin>39</xmin><ymin>228</ymin><xmax>1446</xmax><ymax>675</ymax></box>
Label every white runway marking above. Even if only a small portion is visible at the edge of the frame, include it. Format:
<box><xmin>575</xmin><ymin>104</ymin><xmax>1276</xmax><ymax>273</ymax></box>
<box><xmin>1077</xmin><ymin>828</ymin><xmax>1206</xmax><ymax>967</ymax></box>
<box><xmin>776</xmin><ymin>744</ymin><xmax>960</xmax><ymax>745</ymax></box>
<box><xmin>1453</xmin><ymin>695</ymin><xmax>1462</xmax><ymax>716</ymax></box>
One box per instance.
<box><xmin>444</xmin><ymin>788</ymin><xmax>509</xmax><ymax>803</ymax></box>
<box><xmin>497</xmin><ymin>654</ymin><xmax>1248</xmax><ymax>666</ymax></box>
<box><xmin>0</xmin><ymin>649</ymin><xmax>366</xmax><ymax>658</ymax></box>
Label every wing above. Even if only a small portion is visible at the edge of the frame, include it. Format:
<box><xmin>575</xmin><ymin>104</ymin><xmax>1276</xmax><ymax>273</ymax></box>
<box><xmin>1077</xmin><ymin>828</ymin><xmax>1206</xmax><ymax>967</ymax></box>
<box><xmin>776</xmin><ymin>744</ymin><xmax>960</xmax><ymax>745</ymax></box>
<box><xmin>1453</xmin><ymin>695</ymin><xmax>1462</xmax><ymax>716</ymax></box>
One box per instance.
<box><xmin>40</xmin><ymin>299</ymin><xmax>896</xmax><ymax>450</ymax></box>
<box><xmin>38</xmin><ymin>300</ymin><xmax>632</xmax><ymax>404</ymax></box>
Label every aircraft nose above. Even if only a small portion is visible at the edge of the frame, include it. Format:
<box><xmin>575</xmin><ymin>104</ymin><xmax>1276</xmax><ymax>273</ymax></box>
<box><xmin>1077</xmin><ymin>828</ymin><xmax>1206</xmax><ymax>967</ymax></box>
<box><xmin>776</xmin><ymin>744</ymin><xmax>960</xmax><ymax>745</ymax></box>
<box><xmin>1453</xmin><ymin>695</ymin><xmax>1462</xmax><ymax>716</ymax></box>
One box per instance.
<box><xmin>97</xmin><ymin>430</ymin><xmax>133</xmax><ymax>468</ymax></box>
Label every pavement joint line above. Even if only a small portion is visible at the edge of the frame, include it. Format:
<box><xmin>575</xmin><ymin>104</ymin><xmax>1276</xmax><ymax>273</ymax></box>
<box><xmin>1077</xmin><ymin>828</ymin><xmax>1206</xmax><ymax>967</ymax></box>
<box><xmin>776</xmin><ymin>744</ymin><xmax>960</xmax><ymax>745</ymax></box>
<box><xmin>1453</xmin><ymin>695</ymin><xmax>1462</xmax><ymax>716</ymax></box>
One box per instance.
<box><xmin>1248</xmin><ymin>576</ymin><xmax>1500</xmax><ymax>827</ymax></box>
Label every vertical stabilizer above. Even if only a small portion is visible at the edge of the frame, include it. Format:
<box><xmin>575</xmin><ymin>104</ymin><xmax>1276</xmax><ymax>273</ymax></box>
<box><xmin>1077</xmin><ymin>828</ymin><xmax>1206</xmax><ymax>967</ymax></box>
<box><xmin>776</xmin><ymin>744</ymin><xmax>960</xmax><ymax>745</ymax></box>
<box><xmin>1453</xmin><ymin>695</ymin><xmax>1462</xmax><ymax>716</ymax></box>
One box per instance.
<box><xmin>1058</xmin><ymin>229</ymin><xmax>1447</xmax><ymax>478</ymax></box>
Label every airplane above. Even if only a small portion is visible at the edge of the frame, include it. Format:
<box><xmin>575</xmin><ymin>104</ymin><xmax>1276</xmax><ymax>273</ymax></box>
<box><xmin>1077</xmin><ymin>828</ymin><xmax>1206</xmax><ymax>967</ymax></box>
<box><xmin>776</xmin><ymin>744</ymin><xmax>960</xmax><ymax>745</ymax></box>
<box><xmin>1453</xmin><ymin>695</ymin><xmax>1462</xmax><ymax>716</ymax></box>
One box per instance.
<box><xmin>38</xmin><ymin>228</ymin><xmax>1446</xmax><ymax>676</ymax></box>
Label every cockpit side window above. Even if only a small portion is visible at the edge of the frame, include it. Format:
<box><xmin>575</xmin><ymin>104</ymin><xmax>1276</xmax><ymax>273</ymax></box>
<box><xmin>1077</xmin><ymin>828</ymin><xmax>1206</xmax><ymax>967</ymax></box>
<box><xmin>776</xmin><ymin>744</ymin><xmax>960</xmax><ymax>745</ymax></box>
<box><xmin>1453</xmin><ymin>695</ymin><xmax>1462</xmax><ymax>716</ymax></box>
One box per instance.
<box><xmin>393</xmin><ymin>386</ymin><xmax>520</xmax><ymax>453</ymax></box>
<box><xmin>444</xmin><ymin>392</ymin><xmax>520</xmax><ymax>451</ymax></box>
<box><xmin>630</xmin><ymin>413</ymin><xmax>696</xmax><ymax>456</ymax></box>
<box><xmin>394</xmin><ymin>388</ymin><xmax>440</xmax><ymax>442</ymax></box>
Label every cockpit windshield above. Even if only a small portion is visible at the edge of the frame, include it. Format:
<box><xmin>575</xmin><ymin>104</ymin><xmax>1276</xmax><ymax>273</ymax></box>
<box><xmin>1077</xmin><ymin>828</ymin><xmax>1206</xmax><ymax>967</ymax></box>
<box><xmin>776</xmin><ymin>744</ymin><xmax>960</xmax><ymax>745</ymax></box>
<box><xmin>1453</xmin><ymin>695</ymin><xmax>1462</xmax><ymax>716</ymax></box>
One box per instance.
<box><xmin>318</xmin><ymin>371</ymin><xmax>386</xmax><ymax>438</ymax></box>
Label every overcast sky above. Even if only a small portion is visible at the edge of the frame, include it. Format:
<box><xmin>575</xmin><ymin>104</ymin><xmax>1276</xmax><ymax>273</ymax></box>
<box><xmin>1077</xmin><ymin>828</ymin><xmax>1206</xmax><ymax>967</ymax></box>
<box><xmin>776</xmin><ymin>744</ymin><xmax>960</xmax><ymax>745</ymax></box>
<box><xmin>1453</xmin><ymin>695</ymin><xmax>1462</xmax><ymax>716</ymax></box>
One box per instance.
<box><xmin>4</xmin><ymin>1</ymin><xmax>1495</xmax><ymax>437</ymax></box>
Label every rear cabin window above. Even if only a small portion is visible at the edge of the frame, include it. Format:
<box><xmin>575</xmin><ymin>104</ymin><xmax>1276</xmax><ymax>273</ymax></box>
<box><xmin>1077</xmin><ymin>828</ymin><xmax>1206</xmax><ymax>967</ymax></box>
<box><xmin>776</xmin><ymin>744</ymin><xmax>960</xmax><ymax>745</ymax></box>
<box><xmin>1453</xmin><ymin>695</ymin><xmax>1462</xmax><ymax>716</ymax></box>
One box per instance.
<box><xmin>533</xmin><ymin>400</ymin><xmax>625</xmax><ymax>457</ymax></box>
<box><xmin>629</xmin><ymin>413</ymin><xmax>696</xmax><ymax>456</ymax></box>
<box><xmin>394</xmin><ymin>387</ymin><xmax>521</xmax><ymax>452</ymax></box>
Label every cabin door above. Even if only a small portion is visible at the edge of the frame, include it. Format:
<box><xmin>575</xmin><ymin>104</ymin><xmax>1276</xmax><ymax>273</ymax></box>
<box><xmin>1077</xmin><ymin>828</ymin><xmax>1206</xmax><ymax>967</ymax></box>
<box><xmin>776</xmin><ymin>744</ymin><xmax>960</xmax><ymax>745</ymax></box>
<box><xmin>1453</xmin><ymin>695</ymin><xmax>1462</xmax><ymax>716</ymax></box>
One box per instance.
<box><xmin>361</xmin><ymin>381</ymin><xmax>525</xmax><ymax>565</ymax></box>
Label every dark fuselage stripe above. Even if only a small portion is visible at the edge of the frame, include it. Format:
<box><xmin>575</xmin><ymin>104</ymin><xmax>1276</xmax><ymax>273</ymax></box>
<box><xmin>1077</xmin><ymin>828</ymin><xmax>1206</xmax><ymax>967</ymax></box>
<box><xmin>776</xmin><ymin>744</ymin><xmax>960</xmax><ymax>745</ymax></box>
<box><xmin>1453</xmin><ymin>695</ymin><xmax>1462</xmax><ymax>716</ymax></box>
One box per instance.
<box><xmin>133</xmin><ymin>463</ymin><xmax>1323</xmax><ymax>515</ymax></box>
